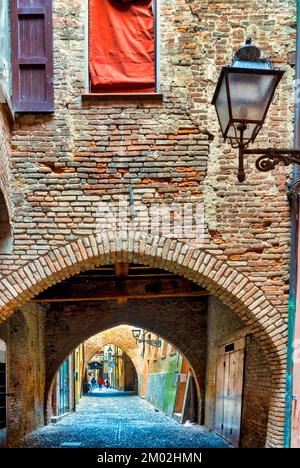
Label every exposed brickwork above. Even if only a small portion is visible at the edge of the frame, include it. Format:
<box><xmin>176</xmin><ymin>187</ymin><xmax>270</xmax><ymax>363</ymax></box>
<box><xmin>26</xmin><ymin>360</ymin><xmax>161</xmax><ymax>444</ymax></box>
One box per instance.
<box><xmin>0</xmin><ymin>0</ymin><xmax>294</xmax><ymax>313</ymax></box>
<box><xmin>0</xmin><ymin>302</ymin><xmax>46</xmax><ymax>447</ymax></box>
<box><xmin>0</xmin><ymin>0</ymin><xmax>295</xmax><ymax>448</ymax></box>
<box><xmin>0</xmin><ymin>233</ymin><xmax>288</xmax><ymax>446</ymax></box>
<box><xmin>83</xmin><ymin>325</ymin><xmax>143</xmax><ymax>376</ymax></box>
<box><xmin>45</xmin><ymin>297</ymin><xmax>208</xmax><ymax>421</ymax></box>
<box><xmin>241</xmin><ymin>336</ymin><xmax>272</xmax><ymax>448</ymax></box>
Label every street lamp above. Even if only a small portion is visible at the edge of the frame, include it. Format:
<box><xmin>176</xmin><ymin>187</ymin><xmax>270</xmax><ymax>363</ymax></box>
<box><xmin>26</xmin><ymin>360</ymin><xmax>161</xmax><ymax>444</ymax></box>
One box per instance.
<box><xmin>106</xmin><ymin>345</ymin><xmax>113</xmax><ymax>363</ymax></box>
<box><xmin>212</xmin><ymin>37</ymin><xmax>300</xmax><ymax>182</ymax></box>
<box><xmin>131</xmin><ymin>328</ymin><xmax>162</xmax><ymax>348</ymax></box>
<box><xmin>132</xmin><ymin>329</ymin><xmax>142</xmax><ymax>340</ymax></box>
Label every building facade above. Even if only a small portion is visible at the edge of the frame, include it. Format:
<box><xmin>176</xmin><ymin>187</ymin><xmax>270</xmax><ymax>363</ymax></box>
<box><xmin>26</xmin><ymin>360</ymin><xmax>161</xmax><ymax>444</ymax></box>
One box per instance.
<box><xmin>0</xmin><ymin>0</ymin><xmax>297</xmax><ymax>448</ymax></box>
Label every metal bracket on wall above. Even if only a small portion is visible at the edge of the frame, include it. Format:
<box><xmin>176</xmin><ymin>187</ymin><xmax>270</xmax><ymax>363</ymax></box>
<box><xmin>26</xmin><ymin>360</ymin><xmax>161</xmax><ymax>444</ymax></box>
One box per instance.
<box><xmin>237</xmin><ymin>147</ymin><xmax>300</xmax><ymax>182</ymax></box>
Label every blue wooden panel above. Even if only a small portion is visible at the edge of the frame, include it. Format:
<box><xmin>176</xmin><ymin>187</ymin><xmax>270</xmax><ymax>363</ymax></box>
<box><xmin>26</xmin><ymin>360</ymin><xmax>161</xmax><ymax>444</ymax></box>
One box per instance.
<box><xmin>146</xmin><ymin>373</ymin><xmax>166</xmax><ymax>412</ymax></box>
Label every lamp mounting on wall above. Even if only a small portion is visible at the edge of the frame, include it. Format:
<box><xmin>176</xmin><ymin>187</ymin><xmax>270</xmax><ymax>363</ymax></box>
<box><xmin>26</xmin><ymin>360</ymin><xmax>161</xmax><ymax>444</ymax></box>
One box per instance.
<box><xmin>212</xmin><ymin>37</ymin><xmax>300</xmax><ymax>182</ymax></box>
<box><xmin>132</xmin><ymin>329</ymin><xmax>162</xmax><ymax>348</ymax></box>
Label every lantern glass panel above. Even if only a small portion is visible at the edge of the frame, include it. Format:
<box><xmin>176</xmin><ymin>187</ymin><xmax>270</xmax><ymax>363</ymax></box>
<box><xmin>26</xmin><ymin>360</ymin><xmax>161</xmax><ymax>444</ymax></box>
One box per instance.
<box><xmin>215</xmin><ymin>75</ymin><xmax>230</xmax><ymax>135</ymax></box>
<box><xmin>227</xmin><ymin>122</ymin><xmax>260</xmax><ymax>142</ymax></box>
<box><xmin>132</xmin><ymin>329</ymin><xmax>141</xmax><ymax>339</ymax></box>
<box><xmin>228</xmin><ymin>71</ymin><xmax>278</xmax><ymax>123</ymax></box>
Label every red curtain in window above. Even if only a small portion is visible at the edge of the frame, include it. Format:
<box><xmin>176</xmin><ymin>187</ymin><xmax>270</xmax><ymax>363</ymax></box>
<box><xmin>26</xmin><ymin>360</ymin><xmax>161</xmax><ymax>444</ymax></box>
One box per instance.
<box><xmin>89</xmin><ymin>0</ymin><xmax>155</xmax><ymax>93</ymax></box>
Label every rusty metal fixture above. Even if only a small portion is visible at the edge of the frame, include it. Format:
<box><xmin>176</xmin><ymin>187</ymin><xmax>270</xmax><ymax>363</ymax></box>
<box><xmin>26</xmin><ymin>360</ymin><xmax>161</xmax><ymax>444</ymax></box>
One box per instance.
<box><xmin>132</xmin><ymin>329</ymin><xmax>162</xmax><ymax>347</ymax></box>
<box><xmin>211</xmin><ymin>38</ymin><xmax>300</xmax><ymax>182</ymax></box>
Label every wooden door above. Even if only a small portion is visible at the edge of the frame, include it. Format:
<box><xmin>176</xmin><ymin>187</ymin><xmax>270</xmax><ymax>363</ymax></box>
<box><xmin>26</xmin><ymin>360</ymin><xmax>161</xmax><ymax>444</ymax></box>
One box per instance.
<box><xmin>0</xmin><ymin>340</ymin><xmax>6</xmax><ymax>447</ymax></box>
<box><xmin>215</xmin><ymin>338</ymin><xmax>245</xmax><ymax>447</ymax></box>
<box><xmin>174</xmin><ymin>358</ymin><xmax>189</xmax><ymax>414</ymax></box>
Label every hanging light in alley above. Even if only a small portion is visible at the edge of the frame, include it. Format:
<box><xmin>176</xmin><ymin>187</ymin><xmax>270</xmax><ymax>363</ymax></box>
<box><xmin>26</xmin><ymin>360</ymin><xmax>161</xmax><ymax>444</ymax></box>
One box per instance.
<box><xmin>212</xmin><ymin>37</ymin><xmax>284</xmax><ymax>151</ymax></box>
<box><xmin>211</xmin><ymin>37</ymin><xmax>300</xmax><ymax>182</ymax></box>
<box><xmin>131</xmin><ymin>328</ymin><xmax>162</xmax><ymax>348</ymax></box>
<box><xmin>132</xmin><ymin>329</ymin><xmax>142</xmax><ymax>339</ymax></box>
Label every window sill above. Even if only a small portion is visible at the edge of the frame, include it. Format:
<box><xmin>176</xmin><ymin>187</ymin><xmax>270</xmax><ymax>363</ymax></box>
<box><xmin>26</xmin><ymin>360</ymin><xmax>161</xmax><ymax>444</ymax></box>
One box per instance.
<box><xmin>81</xmin><ymin>92</ymin><xmax>163</xmax><ymax>102</ymax></box>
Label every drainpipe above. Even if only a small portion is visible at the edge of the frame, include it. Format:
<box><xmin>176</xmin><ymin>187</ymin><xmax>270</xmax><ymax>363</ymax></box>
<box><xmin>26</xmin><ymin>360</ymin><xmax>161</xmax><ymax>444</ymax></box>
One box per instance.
<box><xmin>284</xmin><ymin>0</ymin><xmax>300</xmax><ymax>448</ymax></box>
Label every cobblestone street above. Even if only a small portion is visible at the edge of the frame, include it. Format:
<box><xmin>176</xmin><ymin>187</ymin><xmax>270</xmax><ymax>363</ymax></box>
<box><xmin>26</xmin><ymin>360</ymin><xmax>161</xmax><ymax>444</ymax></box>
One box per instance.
<box><xmin>18</xmin><ymin>391</ymin><xmax>230</xmax><ymax>448</ymax></box>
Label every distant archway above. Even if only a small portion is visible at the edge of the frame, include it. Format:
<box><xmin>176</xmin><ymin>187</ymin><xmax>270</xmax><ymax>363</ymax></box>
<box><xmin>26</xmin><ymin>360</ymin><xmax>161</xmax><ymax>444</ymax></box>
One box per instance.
<box><xmin>83</xmin><ymin>325</ymin><xmax>144</xmax><ymax>377</ymax></box>
<box><xmin>46</xmin><ymin>315</ymin><xmax>204</xmax><ymax>424</ymax></box>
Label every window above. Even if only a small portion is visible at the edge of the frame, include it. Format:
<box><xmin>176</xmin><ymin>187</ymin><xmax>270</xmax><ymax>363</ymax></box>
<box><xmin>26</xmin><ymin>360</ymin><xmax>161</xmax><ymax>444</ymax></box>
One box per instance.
<box><xmin>88</xmin><ymin>0</ymin><xmax>157</xmax><ymax>94</ymax></box>
<box><xmin>11</xmin><ymin>0</ymin><xmax>54</xmax><ymax>112</ymax></box>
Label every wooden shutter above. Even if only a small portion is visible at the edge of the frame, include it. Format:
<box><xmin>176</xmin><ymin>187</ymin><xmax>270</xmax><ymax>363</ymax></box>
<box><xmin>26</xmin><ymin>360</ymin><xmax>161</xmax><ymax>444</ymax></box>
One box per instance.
<box><xmin>11</xmin><ymin>0</ymin><xmax>54</xmax><ymax>112</ymax></box>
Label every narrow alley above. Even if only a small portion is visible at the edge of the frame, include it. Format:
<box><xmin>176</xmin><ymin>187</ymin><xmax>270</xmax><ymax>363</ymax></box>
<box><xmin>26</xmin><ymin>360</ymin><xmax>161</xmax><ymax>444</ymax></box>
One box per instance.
<box><xmin>18</xmin><ymin>391</ymin><xmax>230</xmax><ymax>449</ymax></box>
<box><xmin>1</xmin><ymin>1</ymin><xmax>298</xmax><ymax>453</ymax></box>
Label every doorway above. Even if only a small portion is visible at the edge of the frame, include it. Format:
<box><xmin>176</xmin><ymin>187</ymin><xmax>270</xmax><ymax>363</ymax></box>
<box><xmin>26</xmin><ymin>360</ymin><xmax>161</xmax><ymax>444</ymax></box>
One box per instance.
<box><xmin>215</xmin><ymin>337</ymin><xmax>245</xmax><ymax>447</ymax></box>
<box><xmin>58</xmin><ymin>359</ymin><xmax>70</xmax><ymax>416</ymax></box>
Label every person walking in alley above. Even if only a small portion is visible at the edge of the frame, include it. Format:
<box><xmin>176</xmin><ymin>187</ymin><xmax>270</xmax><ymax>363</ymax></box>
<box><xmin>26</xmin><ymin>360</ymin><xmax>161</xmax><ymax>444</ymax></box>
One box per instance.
<box><xmin>98</xmin><ymin>377</ymin><xmax>103</xmax><ymax>390</ymax></box>
<box><xmin>104</xmin><ymin>378</ymin><xmax>111</xmax><ymax>390</ymax></box>
<box><xmin>91</xmin><ymin>376</ymin><xmax>97</xmax><ymax>390</ymax></box>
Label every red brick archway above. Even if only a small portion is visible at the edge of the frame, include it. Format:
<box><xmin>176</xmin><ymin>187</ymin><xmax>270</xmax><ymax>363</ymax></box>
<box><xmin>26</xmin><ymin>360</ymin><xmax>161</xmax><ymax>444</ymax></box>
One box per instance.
<box><xmin>45</xmin><ymin>299</ymin><xmax>207</xmax><ymax>422</ymax></box>
<box><xmin>83</xmin><ymin>326</ymin><xmax>145</xmax><ymax>376</ymax></box>
<box><xmin>84</xmin><ymin>340</ymin><xmax>139</xmax><ymax>389</ymax></box>
<box><xmin>49</xmin><ymin>327</ymin><xmax>142</xmax><ymax>419</ymax></box>
<box><xmin>0</xmin><ymin>233</ymin><xmax>287</xmax><ymax>447</ymax></box>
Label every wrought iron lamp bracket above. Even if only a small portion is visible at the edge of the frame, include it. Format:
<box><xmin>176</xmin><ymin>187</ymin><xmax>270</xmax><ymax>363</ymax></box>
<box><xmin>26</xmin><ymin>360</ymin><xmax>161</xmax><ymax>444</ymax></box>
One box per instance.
<box><xmin>136</xmin><ymin>338</ymin><xmax>162</xmax><ymax>348</ymax></box>
<box><xmin>238</xmin><ymin>147</ymin><xmax>300</xmax><ymax>182</ymax></box>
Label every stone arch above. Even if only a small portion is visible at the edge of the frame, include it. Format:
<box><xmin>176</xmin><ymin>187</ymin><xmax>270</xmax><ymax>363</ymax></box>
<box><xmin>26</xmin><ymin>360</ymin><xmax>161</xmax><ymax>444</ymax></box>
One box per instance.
<box><xmin>0</xmin><ymin>233</ymin><xmax>287</xmax><ymax>447</ymax></box>
<box><xmin>83</xmin><ymin>325</ymin><xmax>144</xmax><ymax>377</ymax></box>
<box><xmin>0</xmin><ymin>233</ymin><xmax>286</xmax><ymax>350</ymax></box>
<box><xmin>45</xmin><ymin>314</ymin><xmax>206</xmax><ymax>426</ymax></box>
<box><xmin>83</xmin><ymin>330</ymin><xmax>140</xmax><ymax>395</ymax></box>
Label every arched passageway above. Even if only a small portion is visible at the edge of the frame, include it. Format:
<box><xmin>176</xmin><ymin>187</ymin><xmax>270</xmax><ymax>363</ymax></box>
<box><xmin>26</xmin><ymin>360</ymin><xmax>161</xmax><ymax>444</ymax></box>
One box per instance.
<box><xmin>0</xmin><ymin>234</ymin><xmax>285</xmax><ymax>448</ymax></box>
<box><xmin>25</xmin><ymin>324</ymin><xmax>207</xmax><ymax>449</ymax></box>
<box><xmin>49</xmin><ymin>324</ymin><xmax>201</xmax><ymax>426</ymax></box>
<box><xmin>83</xmin><ymin>325</ymin><xmax>145</xmax><ymax>379</ymax></box>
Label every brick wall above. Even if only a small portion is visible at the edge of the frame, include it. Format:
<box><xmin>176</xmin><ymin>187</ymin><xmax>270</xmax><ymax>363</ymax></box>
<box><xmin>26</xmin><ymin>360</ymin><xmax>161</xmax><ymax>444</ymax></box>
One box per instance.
<box><xmin>0</xmin><ymin>0</ymin><xmax>293</xmax><ymax>314</ymax></box>
<box><xmin>241</xmin><ymin>336</ymin><xmax>272</xmax><ymax>448</ymax></box>
<box><xmin>83</xmin><ymin>325</ymin><xmax>144</xmax><ymax>377</ymax></box>
<box><xmin>45</xmin><ymin>296</ymin><xmax>208</xmax><ymax>421</ymax></box>
<box><xmin>0</xmin><ymin>0</ymin><xmax>295</xmax><ymax>448</ymax></box>
<box><xmin>0</xmin><ymin>302</ymin><xmax>46</xmax><ymax>446</ymax></box>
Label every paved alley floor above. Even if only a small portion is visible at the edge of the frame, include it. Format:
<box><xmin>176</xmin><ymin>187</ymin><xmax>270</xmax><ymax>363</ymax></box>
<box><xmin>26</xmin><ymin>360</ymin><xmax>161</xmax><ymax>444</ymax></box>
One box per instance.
<box><xmin>18</xmin><ymin>390</ymin><xmax>231</xmax><ymax>448</ymax></box>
